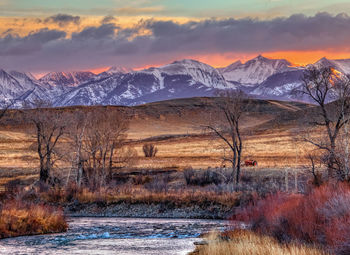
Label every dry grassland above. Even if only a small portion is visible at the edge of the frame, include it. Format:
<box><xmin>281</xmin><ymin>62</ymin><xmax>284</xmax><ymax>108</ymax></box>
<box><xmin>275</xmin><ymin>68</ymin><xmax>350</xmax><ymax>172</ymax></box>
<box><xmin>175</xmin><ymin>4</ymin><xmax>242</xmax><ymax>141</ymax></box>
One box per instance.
<box><xmin>0</xmin><ymin>98</ymin><xmax>317</xmax><ymax>182</ymax></box>
<box><xmin>190</xmin><ymin>230</ymin><xmax>327</xmax><ymax>255</ymax></box>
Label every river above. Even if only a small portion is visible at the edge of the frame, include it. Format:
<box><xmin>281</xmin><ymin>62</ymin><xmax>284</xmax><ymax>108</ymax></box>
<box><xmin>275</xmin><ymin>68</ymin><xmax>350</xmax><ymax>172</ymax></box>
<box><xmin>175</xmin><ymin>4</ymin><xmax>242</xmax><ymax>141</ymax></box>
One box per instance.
<box><xmin>0</xmin><ymin>217</ymin><xmax>229</xmax><ymax>255</ymax></box>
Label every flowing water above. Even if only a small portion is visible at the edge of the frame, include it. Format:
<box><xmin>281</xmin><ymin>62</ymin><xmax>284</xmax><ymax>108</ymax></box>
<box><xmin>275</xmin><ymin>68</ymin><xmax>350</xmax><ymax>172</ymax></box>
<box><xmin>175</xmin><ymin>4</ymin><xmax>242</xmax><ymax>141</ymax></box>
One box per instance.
<box><xmin>0</xmin><ymin>217</ymin><xmax>229</xmax><ymax>255</ymax></box>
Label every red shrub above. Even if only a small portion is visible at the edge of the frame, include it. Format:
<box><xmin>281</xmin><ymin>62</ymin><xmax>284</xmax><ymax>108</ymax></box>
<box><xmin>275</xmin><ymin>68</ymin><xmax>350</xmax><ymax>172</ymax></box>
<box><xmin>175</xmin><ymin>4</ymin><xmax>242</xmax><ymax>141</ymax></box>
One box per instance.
<box><xmin>233</xmin><ymin>182</ymin><xmax>350</xmax><ymax>253</ymax></box>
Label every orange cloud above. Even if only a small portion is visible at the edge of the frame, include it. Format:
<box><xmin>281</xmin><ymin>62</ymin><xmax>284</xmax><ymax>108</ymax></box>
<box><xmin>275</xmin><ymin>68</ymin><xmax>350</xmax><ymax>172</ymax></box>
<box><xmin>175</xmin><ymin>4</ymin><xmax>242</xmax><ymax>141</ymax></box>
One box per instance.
<box><xmin>0</xmin><ymin>16</ymin><xmax>194</xmax><ymax>37</ymax></box>
<box><xmin>89</xmin><ymin>66</ymin><xmax>110</xmax><ymax>74</ymax></box>
<box><xmin>264</xmin><ymin>51</ymin><xmax>350</xmax><ymax>65</ymax></box>
<box><xmin>131</xmin><ymin>51</ymin><xmax>350</xmax><ymax>71</ymax></box>
<box><xmin>187</xmin><ymin>51</ymin><xmax>350</xmax><ymax>68</ymax></box>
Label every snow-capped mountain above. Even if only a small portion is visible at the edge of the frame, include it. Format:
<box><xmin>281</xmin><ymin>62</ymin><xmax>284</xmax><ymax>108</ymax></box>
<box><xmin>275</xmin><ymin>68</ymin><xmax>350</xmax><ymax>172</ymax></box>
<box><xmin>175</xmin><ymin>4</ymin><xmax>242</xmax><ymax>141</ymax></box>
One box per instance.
<box><xmin>219</xmin><ymin>55</ymin><xmax>295</xmax><ymax>85</ymax></box>
<box><xmin>249</xmin><ymin>70</ymin><xmax>304</xmax><ymax>100</ymax></box>
<box><xmin>39</xmin><ymin>71</ymin><xmax>95</xmax><ymax>88</ymax></box>
<box><xmin>54</xmin><ymin>59</ymin><xmax>231</xmax><ymax>106</ymax></box>
<box><xmin>313</xmin><ymin>57</ymin><xmax>350</xmax><ymax>74</ymax></box>
<box><xmin>96</xmin><ymin>67</ymin><xmax>133</xmax><ymax>79</ymax></box>
<box><xmin>156</xmin><ymin>59</ymin><xmax>229</xmax><ymax>89</ymax></box>
<box><xmin>106</xmin><ymin>66</ymin><xmax>133</xmax><ymax>75</ymax></box>
<box><xmin>2</xmin><ymin>55</ymin><xmax>350</xmax><ymax>108</ymax></box>
<box><xmin>0</xmin><ymin>69</ymin><xmax>51</xmax><ymax>107</ymax></box>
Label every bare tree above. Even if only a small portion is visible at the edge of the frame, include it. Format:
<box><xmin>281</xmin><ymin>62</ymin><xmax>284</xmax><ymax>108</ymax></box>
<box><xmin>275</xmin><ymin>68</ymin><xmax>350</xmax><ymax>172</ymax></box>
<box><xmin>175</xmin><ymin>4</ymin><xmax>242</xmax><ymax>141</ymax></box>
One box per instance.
<box><xmin>299</xmin><ymin>66</ymin><xmax>350</xmax><ymax>180</ymax></box>
<box><xmin>82</xmin><ymin>109</ymin><xmax>129</xmax><ymax>189</ymax></box>
<box><xmin>205</xmin><ymin>90</ymin><xmax>249</xmax><ymax>186</ymax></box>
<box><xmin>305</xmin><ymin>153</ymin><xmax>323</xmax><ymax>187</ymax></box>
<box><xmin>67</xmin><ymin>112</ymin><xmax>88</xmax><ymax>187</ymax></box>
<box><xmin>24</xmin><ymin>100</ymin><xmax>68</xmax><ymax>184</ymax></box>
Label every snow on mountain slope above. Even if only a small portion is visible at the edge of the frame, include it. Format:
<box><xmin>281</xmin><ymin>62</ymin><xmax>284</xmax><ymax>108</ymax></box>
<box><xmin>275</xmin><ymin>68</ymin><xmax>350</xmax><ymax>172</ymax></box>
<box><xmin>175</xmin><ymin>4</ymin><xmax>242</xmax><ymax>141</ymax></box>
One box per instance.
<box><xmin>220</xmin><ymin>55</ymin><xmax>294</xmax><ymax>85</ymax></box>
<box><xmin>0</xmin><ymin>70</ymin><xmax>50</xmax><ymax>106</ymax></box>
<box><xmin>313</xmin><ymin>57</ymin><xmax>350</xmax><ymax>74</ymax></box>
<box><xmin>9</xmin><ymin>71</ymin><xmax>38</xmax><ymax>84</ymax></box>
<box><xmin>96</xmin><ymin>67</ymin><xmax>133</xmax><ymax>79</ymax></box>
<box><xmin>5</xmin><ymin>56</ymin><xmax>350</xmax><ymax>108</ymax></box>
<box><xmin>39</xmin><ymin>71</ymin><xmax>95</xmax><ymax>88</ymax></box>
<box><xmin>54</xmin><ymin>73</ymin><xmax>125</xmax><ymax>106</ymax></box>
<box><xmin>249</xmin><ymin>70</ymin><xmax>304</xmax><ymax>100</ymax></box>
<box><xmin>333</xmin><ymin>59</ymin><xmax>350</xmax><ymax>74</ymax></box>
<box><xmin>157</xmin><ymin>59</ymin><xmax>230</xmax><ymax>89</ymax></box>
<box><xmin>0</xmin><ymin>70</ymin><xmax>25</xmax><ymax>97</ymax></box>
<box><xmin>106</xmin><ymin>66</ymin><xmax>133</xmax><ymax>74</ymax></box>
<box><xmin>54</xmin><ymin>59</ymin><xmax>228</xmax><ymax>107</ymax></box>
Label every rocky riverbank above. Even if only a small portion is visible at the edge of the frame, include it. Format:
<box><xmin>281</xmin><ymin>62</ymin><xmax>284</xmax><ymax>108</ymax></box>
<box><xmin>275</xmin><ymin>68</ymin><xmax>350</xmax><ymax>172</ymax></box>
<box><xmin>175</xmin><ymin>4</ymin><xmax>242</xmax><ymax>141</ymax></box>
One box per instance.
<box><xmin>65</xmin><ymin>202</ymin><xmax>234</xmax><ymax>219</ymax></box>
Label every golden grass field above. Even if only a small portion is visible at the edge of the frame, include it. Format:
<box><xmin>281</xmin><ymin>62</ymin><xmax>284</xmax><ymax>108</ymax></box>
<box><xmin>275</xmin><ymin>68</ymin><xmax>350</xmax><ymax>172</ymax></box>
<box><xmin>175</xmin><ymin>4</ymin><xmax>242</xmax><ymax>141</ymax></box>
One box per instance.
<box><xmin>190</xmin><ymin>230</ymin><xmax>327</xmax><ymax>255</ymax></box>
<box><xmin>0</xmin><ymin>97</ymin><xmax>318</xmax><ymax>183</ymax></box>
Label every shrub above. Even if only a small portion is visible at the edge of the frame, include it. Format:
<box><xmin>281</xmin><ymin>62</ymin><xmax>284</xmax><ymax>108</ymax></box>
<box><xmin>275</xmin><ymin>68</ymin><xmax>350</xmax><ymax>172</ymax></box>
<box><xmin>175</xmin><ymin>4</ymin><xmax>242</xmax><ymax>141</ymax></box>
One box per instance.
<box><xmin>233</xmin><ymin>182</ymin><xmax>350</xmax><ymax>254</ymax></box>
<box><xmin>143</xmin><ymin>144</ymin><xmax>158</xmax><ymax>157</ymax></box>
<box><xmin>184</xmin><ymin>168</ymin><xmax>195</xmax><ymax>185</ymax></box>
<box><xmin>0</xmin><ymin>201</ymin><xmax>68</xmax><ymax>239</ymax></box>
<box><xmin>5</xmin><ymin>179</ymin><xmax>22</xmax><ymax>194</ymax></box>
<box><xmin>144</xmin><ymin>175</ymin><xmax>169</xmax><ymax>193</ymax></box>
<box><xmin>184</xmin><ymin>169</ymin><xmax>222</xmax><ymax>186</ymax></box>
<box><xmin>132</xmin><ymin>175</ymin><xmax>152</xmax><ymax>185</ymax></box>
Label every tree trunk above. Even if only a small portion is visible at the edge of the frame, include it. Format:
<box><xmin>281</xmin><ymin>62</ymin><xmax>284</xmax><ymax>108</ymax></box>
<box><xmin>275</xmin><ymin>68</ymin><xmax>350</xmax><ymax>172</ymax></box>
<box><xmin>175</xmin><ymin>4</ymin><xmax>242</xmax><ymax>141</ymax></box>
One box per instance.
<box><xmin>236</xmin><ymin>151</ymin><xmax>241</xmax><ymax>185</ymax></box>
<box><xmin>77</xmin><ymin>160</ymin><xmax>83</xmax><ymax>188</ymax></box>
<box><xmin>40</xmin><ymin>164</ymin><xmax>49</xmax><ymax>183</ymax></box>
<box><xmin>108</xmin><ymin>144</ymin><xmax>115</xmax><ymax>182</ymax></box>
<box><xmin>235</xmin><ymin>121</ymin><xmax>243</xmax><ymax>185</ymax></box>
<box><xmin>328</xmin><ymin>141</ymin><xmax>337</xmax><ymax>179</ymax></box>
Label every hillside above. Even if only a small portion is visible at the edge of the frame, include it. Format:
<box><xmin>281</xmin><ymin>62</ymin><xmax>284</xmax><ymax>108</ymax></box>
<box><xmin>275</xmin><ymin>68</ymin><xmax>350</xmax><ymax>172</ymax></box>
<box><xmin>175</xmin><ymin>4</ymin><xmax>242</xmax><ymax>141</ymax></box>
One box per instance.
<box><xmin>0</xmin><ymin>97</ymin><xmax>314</xmax><ymax>184</ymax></box>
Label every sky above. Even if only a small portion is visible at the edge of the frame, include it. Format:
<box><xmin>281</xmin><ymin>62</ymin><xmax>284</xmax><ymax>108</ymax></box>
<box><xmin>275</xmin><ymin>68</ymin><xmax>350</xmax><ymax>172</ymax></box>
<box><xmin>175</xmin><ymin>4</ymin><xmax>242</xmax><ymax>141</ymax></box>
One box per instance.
<box><xmin>2</xmin><ymin>0</ymin><xmax>350</xmax><ymax>74</ymax></box>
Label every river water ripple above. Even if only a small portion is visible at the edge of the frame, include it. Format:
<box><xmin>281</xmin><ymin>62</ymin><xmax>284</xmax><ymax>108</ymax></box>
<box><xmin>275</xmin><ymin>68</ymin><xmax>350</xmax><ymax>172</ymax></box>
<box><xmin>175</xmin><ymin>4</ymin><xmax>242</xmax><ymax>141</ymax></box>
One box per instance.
<box><xmin>0</xmin><ymin>217</ymin><xmax>228</xmax><ymax>255</ymax></box>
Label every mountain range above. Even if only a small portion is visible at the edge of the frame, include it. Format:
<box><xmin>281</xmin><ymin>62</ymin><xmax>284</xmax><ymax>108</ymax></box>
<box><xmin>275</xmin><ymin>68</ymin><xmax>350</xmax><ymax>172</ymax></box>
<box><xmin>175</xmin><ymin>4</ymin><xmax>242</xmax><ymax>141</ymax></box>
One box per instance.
<box><xmin>1</xmin><ymin>55</ymin><xmax>350</xmax><ymax>107</ymax></box>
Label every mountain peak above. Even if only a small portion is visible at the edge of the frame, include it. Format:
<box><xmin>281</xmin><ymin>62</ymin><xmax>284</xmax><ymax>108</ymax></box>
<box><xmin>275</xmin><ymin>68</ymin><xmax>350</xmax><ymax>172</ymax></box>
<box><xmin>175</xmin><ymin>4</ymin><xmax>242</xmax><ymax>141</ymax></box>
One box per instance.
<box><xmin>0</xmin><ymin>69</ymin><xmax>8</xmax><ymax>76</ymax></box>
<box><xmin>107</xmin><ymin>66</ymin><xmax>133</xmax><ymax>74</ymax></box>
<box><xmin>39</xmin><ymin>71</ymin><xmax>95</xmax><ymax>87</ymax></box>
<box><xmin>315</xmin><ymin>57</ymin><xmax>332</xmax><ymax>64</ymax></box>
<box><xmin>227</xmin><ymin>60</ymin><xmax>242</xmax><ymax>68</ymax></box>
<box><xmin>253</xmin><ymin>54</ymin><xmax>267</xmax><ymax>61</ymax></box>
<box><xmin>162</xmin><ymin>58</ymin><xmax>217</xmax><ymax>72</ymax></box>
<box><xmin>171</xmin><ymin>59</ymin><xmax>203</xmax><ymax>65</ymax></box>
<box><xmin>313</xmin><ymin>57</ymin><xmax>337</xmax><ymax>69</ymax></box>
<box><xmin>220</xmin><ymin>55</ymin><xmax>293</xmax><ymax>85</ymax></box>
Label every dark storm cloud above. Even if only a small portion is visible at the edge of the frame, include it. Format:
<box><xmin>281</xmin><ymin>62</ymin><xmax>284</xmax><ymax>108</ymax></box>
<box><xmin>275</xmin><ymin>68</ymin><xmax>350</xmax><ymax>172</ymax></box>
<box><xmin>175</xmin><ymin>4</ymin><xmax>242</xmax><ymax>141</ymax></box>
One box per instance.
<box><xmin>0</xmin><ymin>28</ymin><xmax>66</xmax><ymax>56</ymax></box>
<box><xmin>2</xmin><ymin>12</ymin><xmax>350</xmax><ymax>72</ymax></box>
<box><xmin>71</xmin><ymin>23</ymin><xmax>118</xmax><ymax>40</ymax></box>
<box><xmin>101</xmin><ymin>15</ymin><xmax>116</xmax><ymax>24</ymax></box>
<box><xmin>43</xmin><ymin>14</ymin><xmax>81</xmax><ymax>27</ymax></box>
<box><xmin>141</xmin><ymin>12</ymin><xmax>350</xmax><ymax>53</ymax></box>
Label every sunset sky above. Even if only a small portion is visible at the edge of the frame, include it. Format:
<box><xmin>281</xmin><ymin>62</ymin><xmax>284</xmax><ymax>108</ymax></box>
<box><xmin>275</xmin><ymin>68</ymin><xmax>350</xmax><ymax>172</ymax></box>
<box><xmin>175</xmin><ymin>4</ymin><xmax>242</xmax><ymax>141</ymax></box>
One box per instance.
<box><xmin>2</xmin><ymin>0</ymin><xmax>350</xmax><ymax>73</ymax></box>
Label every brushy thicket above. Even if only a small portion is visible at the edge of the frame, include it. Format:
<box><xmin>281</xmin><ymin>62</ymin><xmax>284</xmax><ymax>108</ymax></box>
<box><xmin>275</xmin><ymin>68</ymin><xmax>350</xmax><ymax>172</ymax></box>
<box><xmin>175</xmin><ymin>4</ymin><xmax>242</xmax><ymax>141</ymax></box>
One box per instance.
<box><xmin>0</xmin><ymin>200</ymin><xmax>67</xmax><ymax>239</ymax></box>
<box><xmin>40</xmin><ymin>183</ymin><xmax>242</xmax><ymax>208</ymax></box>
<box><xmin>233</xmin><ymin>182</ymin><xmax>350</xmax><ymax>255</ymax></box>
<box><xmin>184</xmin><ymin>169</ymin><xmax>223</xmax><ymax>186</ymax></box>
<box><xmin>190</xmin><ymin>229</ymin><xmax>326</xmax><ymax>255</ymax></box>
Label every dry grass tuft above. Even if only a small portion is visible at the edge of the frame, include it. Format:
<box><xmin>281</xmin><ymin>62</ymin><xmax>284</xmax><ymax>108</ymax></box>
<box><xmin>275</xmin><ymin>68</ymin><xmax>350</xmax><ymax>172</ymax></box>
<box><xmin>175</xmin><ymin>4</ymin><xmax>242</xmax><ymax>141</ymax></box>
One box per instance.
<box><xmin>191</xmin><ymin>230</ymin><xmax>327</xmax><ymax>255</ymax></box>
<box><xmin>0</xmin><ymin>200</ymin><xmax>68</xmax><ymax>239</ymax></box>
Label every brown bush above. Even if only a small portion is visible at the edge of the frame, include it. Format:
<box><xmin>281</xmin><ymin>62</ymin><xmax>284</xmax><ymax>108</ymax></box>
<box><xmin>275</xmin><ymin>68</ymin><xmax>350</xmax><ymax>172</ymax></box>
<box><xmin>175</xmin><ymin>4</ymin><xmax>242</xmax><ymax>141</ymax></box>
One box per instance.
<box><xmin>0</xmin><ymin>201</ymin><xmax>67</xmax><ymax>239</ymax></box>
<box><xmin>143</xmin><ymin>144</ymin><xmax>158</xmax><ymax>157</ymax></box>
<box><xmin>184</xmin><ymin>169</ymin><xmax>223</xmax><ymax>186</ymax></box>
<box><xmin>132</xmin><ymin>175</ymin><xmax>152</xmax><ymax>185</ymax></box>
